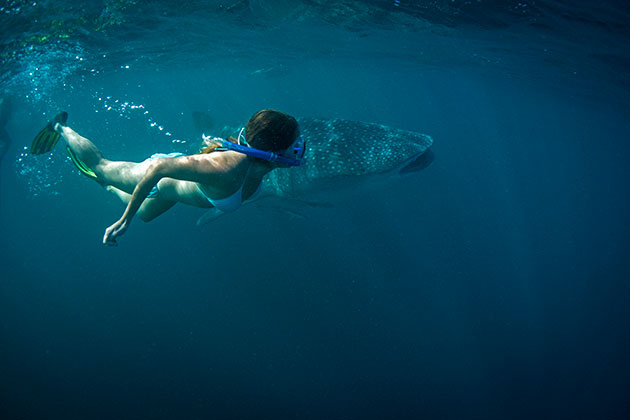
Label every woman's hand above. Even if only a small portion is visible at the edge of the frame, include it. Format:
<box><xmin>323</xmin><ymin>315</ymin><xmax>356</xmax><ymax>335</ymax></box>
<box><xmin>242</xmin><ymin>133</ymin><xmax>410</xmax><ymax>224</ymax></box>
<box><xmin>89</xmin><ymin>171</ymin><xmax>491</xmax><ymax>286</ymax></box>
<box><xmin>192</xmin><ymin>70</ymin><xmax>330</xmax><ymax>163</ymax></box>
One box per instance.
<box><xmin>103</xmin><ymin>218</ymin><xmax>129</xmax><ymax>246</ymax></box>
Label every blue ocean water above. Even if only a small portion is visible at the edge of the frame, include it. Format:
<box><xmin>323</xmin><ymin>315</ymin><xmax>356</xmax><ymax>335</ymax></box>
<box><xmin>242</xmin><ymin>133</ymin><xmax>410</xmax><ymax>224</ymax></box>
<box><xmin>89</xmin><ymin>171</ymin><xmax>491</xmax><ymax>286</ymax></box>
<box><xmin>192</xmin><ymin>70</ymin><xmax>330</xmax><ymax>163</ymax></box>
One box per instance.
<box><xmin>1</xmin><ymin>1</ymin><xmax>629</xmax><ymax>419</ymax></box>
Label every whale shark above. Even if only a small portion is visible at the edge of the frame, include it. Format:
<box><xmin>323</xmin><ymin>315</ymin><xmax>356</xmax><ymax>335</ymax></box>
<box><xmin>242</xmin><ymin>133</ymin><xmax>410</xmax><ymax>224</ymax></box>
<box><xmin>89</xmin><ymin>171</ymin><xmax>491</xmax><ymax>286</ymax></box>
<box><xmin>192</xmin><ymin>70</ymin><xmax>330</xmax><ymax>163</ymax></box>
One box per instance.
<box><xmin>196</xmin><ymin>117</ymin><xmax>434</xmax><ymax>226</ymax></box>
<box><xmin>264</xmin><ymin>117</ymin><xmax>433</xmax><ymax>196</ymax></box>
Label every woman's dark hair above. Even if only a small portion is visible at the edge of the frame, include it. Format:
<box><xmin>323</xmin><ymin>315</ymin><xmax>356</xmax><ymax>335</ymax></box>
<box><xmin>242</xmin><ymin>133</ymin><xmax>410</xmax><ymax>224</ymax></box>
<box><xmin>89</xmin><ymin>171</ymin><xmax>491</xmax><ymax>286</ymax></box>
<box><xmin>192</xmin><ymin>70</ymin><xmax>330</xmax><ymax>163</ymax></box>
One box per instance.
<box><xmin>245</xmin><ymin>109</ymin><xmax>299</xmax><ymax>152</ymax></box>
<box><xmin>200</xmin><ymin>109</ymin><xmax>298</xmax><ymax>155</ymax></box>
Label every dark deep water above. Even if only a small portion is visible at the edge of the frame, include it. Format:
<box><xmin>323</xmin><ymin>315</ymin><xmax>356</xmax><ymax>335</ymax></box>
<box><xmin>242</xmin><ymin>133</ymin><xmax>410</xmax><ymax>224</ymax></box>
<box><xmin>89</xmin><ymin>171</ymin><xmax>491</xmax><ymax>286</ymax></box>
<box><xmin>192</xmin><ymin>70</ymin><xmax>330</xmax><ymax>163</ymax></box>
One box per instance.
<box><xmin>1</xmin><ymin>1</ymin><xmax>630</xmax><ymax>419</ymax></box>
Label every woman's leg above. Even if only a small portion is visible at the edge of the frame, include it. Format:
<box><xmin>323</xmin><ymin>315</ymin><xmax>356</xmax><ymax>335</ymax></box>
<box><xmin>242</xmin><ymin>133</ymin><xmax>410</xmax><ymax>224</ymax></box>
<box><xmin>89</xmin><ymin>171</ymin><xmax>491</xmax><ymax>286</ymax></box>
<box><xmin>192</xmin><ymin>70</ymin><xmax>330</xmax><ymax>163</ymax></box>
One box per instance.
<box><xmin>58</xmin><ymin>124</ymin><xmax>152</xmax><ymax>194</ymax></box>
<box><xmin>59</xmin><ymin>124</ymin><xmax>178</xmax><ymax>221</ymax></box>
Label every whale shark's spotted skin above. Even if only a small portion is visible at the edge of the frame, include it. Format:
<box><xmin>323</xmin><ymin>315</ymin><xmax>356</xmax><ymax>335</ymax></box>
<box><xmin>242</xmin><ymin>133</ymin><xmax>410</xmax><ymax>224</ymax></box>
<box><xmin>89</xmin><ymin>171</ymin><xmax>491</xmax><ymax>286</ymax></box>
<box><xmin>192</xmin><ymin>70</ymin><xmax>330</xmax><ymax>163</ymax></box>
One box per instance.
<box><xmin>263</xmin><ymin>117</ymin><xmax>433</xmax><ymax>197</ymax></box>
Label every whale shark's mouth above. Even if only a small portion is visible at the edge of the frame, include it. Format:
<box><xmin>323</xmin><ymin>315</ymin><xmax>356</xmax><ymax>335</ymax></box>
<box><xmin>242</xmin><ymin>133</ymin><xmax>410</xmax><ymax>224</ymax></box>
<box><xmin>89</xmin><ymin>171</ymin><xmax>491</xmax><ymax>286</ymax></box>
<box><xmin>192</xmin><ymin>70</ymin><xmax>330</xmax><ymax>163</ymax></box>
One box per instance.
<box><xmin>399</xmin><ymin>149</ymin><xmax>434</xmax><ymax>175</ymax></box>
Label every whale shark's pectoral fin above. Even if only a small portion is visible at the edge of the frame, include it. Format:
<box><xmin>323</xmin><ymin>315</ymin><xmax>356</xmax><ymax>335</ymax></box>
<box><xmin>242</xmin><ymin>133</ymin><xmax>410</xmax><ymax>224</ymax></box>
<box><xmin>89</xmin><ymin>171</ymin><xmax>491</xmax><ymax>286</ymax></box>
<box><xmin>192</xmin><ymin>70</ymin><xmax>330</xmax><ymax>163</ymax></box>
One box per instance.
<box><xmin>195</xmin><ymin>196</ymin><xmax>335</xmax><ymax>228</ymax></box>
<box><xmin>253</xmin><ymin>197</ymin><xmax>334</xmax><ymax>220</ymax></box>
<box><xmin>195</xmin><ymin>207</ymin><xmax>226</xmax><ymax>227</ymax></box>
<box><xmin>282</xmin><ymin>198</ymin><xmax>335</xmax><ymax>209</ymax></box>
<box><xmin>254</xmin><ymin>204</ymin><xmax>308</xmax><ymax>220</ymax></box>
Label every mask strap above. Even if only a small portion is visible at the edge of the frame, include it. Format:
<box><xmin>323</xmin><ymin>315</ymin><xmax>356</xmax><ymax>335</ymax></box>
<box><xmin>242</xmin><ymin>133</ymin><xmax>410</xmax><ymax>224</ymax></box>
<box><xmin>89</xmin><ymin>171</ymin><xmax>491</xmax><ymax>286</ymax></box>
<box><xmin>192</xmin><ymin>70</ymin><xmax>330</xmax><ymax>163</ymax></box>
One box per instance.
<box><xmin>237</xmin><ymin>127</ymin><xmax>249</xmax><ymax>146</ymax></box>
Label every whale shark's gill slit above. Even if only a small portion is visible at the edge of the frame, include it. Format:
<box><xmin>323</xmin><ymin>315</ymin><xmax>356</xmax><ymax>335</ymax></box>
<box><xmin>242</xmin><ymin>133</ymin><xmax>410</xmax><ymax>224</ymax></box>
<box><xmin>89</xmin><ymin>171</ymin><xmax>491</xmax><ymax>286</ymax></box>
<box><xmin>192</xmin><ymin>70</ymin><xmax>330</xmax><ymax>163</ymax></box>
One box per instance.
<box><xmin>399</xmin><ymin>149</ymin><xmax>434</xmax><ymax>175</ymax></box>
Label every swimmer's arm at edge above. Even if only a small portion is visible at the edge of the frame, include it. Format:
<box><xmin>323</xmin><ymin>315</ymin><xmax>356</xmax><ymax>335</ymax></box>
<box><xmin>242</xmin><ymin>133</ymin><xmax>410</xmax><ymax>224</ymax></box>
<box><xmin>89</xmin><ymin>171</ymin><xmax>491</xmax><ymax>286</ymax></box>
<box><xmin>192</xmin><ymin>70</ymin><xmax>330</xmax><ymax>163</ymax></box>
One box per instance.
<box><xmin>107</xmin><ymin>155</ymin><xmax>223</xmax><ymax>232</ymax></box>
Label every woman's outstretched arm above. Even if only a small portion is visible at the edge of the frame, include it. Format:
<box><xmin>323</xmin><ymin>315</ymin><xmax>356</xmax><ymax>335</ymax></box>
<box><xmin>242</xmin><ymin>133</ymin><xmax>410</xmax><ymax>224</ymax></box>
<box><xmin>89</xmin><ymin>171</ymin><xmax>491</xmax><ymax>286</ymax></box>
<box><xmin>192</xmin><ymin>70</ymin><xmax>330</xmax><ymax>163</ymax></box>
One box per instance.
<box><xmin>103</xmin><ymin>155</ymin><xmax>223</xmax><ymax>245</ymax></box>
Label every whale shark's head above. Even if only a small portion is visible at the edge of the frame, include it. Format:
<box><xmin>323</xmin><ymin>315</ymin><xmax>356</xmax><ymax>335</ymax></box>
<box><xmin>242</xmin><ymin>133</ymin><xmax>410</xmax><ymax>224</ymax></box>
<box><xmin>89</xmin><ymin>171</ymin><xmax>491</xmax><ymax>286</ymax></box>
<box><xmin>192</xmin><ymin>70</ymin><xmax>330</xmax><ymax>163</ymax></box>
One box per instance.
<box><xmin>264</xmin><ymin>118</ymin><xmax>434</xmax><ymax>196</ymax></box>
<box><xmin>397</xmin><ymin>148</ymin><xmax>435</xmax><ymax>176</ymax></box>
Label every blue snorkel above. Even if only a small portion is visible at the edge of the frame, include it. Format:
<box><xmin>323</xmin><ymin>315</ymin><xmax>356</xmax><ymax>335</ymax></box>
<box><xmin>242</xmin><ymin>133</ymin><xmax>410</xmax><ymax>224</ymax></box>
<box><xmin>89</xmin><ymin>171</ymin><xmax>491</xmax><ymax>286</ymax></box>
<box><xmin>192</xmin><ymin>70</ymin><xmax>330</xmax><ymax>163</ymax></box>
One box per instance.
<box><xmin>202</xmin><ymin>129</ymin><xmax>305</xmax><ymax>167</ymax></box>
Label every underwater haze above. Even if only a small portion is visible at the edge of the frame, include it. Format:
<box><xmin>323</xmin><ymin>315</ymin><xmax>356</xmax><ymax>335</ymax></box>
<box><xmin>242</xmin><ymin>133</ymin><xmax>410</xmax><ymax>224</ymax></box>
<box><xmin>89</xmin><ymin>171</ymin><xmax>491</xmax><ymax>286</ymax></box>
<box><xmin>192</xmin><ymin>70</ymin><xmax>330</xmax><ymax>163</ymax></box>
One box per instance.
<box><xmin>1</xmin><ymin>1</ymin><xmax>629</xmax><ymax>419</ymax></box>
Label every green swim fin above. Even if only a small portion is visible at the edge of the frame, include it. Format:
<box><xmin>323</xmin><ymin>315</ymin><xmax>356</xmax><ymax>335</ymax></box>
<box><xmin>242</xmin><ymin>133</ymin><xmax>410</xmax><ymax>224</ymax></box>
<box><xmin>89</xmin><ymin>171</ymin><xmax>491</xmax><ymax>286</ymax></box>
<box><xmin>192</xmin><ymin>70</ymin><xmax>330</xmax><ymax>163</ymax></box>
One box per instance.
<box><xmin>30</xmin><ymin>111</ymin><xmax>68</xmax><ymax>155</ymax></box>
<box><xmin>66</xmin><ymin>146</ymin><xmax>97</xmax><ymax>180</ymax></box>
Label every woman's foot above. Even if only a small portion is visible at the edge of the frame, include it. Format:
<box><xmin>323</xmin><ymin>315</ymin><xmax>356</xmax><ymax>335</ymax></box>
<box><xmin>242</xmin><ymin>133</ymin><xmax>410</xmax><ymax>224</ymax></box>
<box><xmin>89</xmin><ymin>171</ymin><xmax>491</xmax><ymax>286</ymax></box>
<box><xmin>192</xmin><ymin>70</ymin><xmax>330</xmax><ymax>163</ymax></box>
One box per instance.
<box><xmin>53</xmin><ymin>111</ymin><xmax>68</xmax><ymax>133</ymax></box>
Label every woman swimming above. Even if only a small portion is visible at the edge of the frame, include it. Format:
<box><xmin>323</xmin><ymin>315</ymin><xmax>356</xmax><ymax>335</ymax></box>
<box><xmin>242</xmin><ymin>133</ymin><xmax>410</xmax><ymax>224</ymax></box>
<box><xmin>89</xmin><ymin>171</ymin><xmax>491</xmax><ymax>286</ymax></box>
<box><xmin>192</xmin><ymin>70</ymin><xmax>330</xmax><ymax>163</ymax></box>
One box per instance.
<box><xmin>30</xmin><ymin>109</ymin><xmax>305</xmax><ymax>246</ymax></box>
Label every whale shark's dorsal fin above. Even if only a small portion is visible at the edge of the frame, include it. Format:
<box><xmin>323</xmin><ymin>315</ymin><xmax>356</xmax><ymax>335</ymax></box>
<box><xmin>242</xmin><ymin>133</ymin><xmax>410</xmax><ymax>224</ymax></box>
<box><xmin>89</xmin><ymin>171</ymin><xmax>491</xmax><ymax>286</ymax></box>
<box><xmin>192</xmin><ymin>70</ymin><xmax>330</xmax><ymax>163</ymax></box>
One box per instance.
<box><xmin>192</xmin><ymin>111</ymin><xmax>214</xmax><ymax>136</ymax></box>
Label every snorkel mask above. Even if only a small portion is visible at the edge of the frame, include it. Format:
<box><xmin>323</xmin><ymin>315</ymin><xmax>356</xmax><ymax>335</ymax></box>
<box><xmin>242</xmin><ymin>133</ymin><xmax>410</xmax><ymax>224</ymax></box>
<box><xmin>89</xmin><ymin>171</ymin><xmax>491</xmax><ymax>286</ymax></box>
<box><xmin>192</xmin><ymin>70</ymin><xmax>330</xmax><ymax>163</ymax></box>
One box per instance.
<box><xmin>203</xmin><ymin>128</ymin><xmax>305</xmax><ymax>167</ymax></box>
